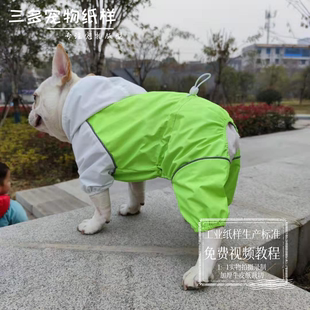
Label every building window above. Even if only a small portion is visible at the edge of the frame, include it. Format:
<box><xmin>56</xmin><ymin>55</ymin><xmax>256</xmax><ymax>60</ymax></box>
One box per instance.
<box><xmin>276</xmin><ymin>48</ymin><xmax>280</xmax><ymax>55</ymax></box>
<box><xmin>266</xmin><ymin>48</ymin><xmax>271</xmax><ymax>54</ymax></box>
<box><xmin>266</xmin><ymin>59</ymin><xmax>270</xmax><ymax>65</ymax></box>
<box><xmin>257</xmin><ymin>48</ymin><xmax>262</xmax><ymax>54</ymax></box>
<box><xmin>301</xmin><ymin>60</ymin><xmax>307</xmax><ymax>65</ymax></box>
<box><xmin>275</xmin><ymin>59</ymin><xmax>279</xmax><ymax>64</ymax></box>
<box><xmin>256</xmin><ymin>59</ymin><xmax>261</xmax><ymax>64</ymax></box>
<box><xmin>301</xmin><ymin>48</ymin><xmax>310</xmax><ymax>57</ymax></box>
<box><xmin>285</xmin><ymin>48</ymin><xmax>301</xmax><ymax>57</ymax></box>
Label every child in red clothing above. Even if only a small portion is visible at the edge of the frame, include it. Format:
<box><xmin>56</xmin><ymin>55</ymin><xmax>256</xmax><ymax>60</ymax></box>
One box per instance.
<box><xmin>0</xmin><ymin>162</ymin><xmax>28</xmax><ymax>227</ymax></box>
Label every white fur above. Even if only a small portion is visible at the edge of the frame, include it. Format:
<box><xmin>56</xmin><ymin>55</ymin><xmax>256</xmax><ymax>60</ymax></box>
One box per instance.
<box><xmin>29</xmin><ymin>47</ymin><xmax>80</xmax><ymax>142</ymax></box>
<box><xmin>78</xmin><ymin>189</ymin><xmax>111</xmax><ymax>234</ymax></box>
<box><xmin>119</xmin><ymin>182</ymin><xmax>145</xmax><ymax>216</ymax></box>
<box><xmin>182</xmin><ymin>227</ymin><xmax>223</xmax><ymax>289</ymax></box>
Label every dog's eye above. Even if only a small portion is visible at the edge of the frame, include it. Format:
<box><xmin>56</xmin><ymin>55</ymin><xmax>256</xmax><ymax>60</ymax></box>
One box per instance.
<box><xmin>33</xmin><ymin>94</ymin><xmax>37</xmax><ymax>101</ymax></box>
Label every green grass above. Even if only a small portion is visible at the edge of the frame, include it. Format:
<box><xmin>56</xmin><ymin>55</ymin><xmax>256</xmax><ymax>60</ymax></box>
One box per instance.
<box><xmin>282</xmin><ymin>100</ymin><xmax>310</xmax><ymax>115</ymax></box>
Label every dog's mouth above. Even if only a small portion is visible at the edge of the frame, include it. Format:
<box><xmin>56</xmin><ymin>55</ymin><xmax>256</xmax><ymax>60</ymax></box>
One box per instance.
<box><xmin>35</xmin><ymin>115</ymin><xmax>42</xmax><ymax>127</ymax></box>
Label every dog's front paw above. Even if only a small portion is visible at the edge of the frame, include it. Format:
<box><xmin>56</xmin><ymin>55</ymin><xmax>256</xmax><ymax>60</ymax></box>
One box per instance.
<box><xmin>182</xmin><ymin>265</ymin><xmax>214</xmax><ymax>290</ymax></box>
<box><xmin>118</xmin><ymin>203</ymin><xmax>142</xmax><ymax>216</ymax></box>
<box><xmin>77</xmin><ymin>217</ymin><xmax>107</xmax><ymax>234</ymax></box>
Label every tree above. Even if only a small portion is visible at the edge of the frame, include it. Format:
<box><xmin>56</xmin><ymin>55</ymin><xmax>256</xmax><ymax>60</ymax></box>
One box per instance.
<box><xmin>114</xmin><ymin>23</ymin><xmax>195</xmax><ymax>87</ymax></box>
<box><xmin>75</xmin><ymin>0</ymin><xmax>151</xmax><ymax>75</ymax></box>
<box><xmin>257</xmin><ymin>89</ymin><xmax>282</xmax><ymax>105</ymax></box>
<box><xmin>143</xmin><ymin>76</ymin><xmax>161</xmax><ymax>91</ymax></box>
<box><xmin>203</xmin><ymin>31</ymin><xmax>237</xmax><ymax>103</ymax></box>
<box><xmin>256</xmin><ymin>65</ymin><xmax>289</xmax><ymax>96</ymax></box>
<box><xmin>238</xmin><ymin>71</ymin><xmax>255</xmax><ymax>103</ymax></box>
<box><xmin>0</xmin><ymin>0</ymin><xmax>75</xmax><ymax>123</ymax></box>
<box><xmin>286</xmin><ymin>0</ymin><xmax>310</xmax><ymax>28</ymax></box>
<box><xmin>295</xmin><ymin>66</ymin><xmax>310</xmax><ymax>104</ymax></box>
<box><xmin>221</xmin><ymin>67</ymin><xmax>239</xmax><ymax>104</ymax></box>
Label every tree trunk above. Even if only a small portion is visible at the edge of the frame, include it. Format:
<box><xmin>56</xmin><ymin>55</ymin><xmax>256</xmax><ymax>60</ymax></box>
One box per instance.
<box><xmin>300</xmin><ymin>72</ymin><xmax>308</xmax><ymax>105</ymax></box>
<box><xmin>221</xmin><ymin>84</ymin><xmax>230</xmax><ymax>105</ymax></box>
<box><xmin>11</xmin><ymin>75</ymin><xmax>21</xmax><ymax>123</ymax></box>
<box><xmin>299</xmin><ymin>88</ymin><xmax>304</xmax><ymax>105</ymax></box>
<box><xmin>212</xmin><ymin>82</ymin><xmax>219</xmax><ymax>102</ymax></box>
<box><xmin>97</xmin><ymin>51</ymin><xmax>106</xmax><ymax>75</ymax></box>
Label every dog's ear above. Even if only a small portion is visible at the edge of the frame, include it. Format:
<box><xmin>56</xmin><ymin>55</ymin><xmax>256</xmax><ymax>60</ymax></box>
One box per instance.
<box><xmin>52</xmin><ymin>44</ymin><xmax>72</xmax><ymax>85</ymax></box>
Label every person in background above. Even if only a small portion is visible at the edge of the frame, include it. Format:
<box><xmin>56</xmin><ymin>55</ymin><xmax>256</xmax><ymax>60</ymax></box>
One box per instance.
<box><xmin>0</xmin><ymin>162</ymin><xmax>28</xmax><ymax>227</ymax></box>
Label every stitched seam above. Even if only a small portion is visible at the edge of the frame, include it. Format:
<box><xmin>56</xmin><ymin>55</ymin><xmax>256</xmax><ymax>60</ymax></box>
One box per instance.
<box><xmin>86</xmin><ymin>121</ymin><xmax>117</xmax><ymax>175</ymax></box>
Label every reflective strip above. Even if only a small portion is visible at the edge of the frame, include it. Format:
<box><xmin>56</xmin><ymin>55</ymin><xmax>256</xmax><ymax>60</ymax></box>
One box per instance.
<box><xmin>171</xmin><ymin>157</ymin><xmax>231</xmax><ymax>180</ymax></box>
<box><xmin>86</xmin><ymin>121</ymin><xmax>117</xmax><ymax>174</ymax></box>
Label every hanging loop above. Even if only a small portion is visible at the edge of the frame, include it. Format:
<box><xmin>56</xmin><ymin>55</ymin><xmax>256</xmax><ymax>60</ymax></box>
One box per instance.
<box><xmin>188</xmin><ymin>73</ymin><xmax>212</xmax><ymax>96</ymax></box>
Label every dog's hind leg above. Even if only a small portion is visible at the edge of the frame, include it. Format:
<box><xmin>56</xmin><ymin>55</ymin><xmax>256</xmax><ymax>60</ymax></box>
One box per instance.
<box><xmin>119</xmin><ymin>182</ymin><xmax>145</xmax><ymax>216</ymax></box>
<box><xmin>176</xmin><ymin>123</ymin><xmax>241</xmax><ymax>290</ymax></box>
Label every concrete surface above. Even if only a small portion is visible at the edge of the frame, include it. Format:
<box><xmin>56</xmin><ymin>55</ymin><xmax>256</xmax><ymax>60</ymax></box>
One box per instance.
<box><xmin>2</xmin><ymin>127</ymin><xmax>310</xmax><ymax>309</ymax></box>
<box><xmin>296</xmin><ymin>114</ymin><xmax>310</xmax><ymax>120</ymax></box>
<box><xmin>1</xmin><ymin>190</ymin><xmax>310</xmax><ymax>310</ymax></box>
<box><xmin>294</xmin><ymin>118</ymin><xmax>310</xmax><ymax>129</ymax></box>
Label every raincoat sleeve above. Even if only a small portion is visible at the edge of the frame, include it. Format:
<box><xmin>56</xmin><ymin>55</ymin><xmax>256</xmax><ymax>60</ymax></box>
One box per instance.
<box><xmin>72</xmin><ymin>121</ymin><xmax>116</xmax><ymax>196</ymax></box>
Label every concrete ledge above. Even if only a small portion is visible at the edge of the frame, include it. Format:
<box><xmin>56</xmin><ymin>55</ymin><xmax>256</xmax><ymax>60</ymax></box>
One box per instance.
<box><xmin>16</xmin><ymin>185</ymin><xmax>89</xmax><ymax>218</ymax></box>
<box><xmin>1</xmin><ymin>190</ymin><xmax>310</xmax><ymax>309</ymax></box>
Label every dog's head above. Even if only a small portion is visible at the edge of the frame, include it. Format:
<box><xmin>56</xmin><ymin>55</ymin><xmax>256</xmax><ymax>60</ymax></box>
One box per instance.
<box><xmin>29</xmin><ymin>44</ymin><xmax>80</xmax><ymax>142</ymax></box>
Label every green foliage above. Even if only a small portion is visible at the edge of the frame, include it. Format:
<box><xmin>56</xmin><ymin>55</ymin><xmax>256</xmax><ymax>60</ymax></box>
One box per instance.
<box><xmin>220</xmin><ymin>68</ymin><xmax>255</xmax><ymax>103</ymax></box>
<box><xmin>221</xmin><ymin>67</ymin><xmax>239</xmax><ymax>103</ymax></box>
<box><xmin>0</xmin><ymin>118</ymin><xmax>77</xmax><ymax>182</ymax></box>
<box><xmin>257</xmin><ymin>89</ymin><xmax>283</xmax><ymax>105</ymax></box>
<box><xmin>178</xmin><ymin>75</ymin><xmax>206</xmax><ymax>94</ymax></box>
<box><xmin>143</xmin><ymin>77</ymin><xmax>161</xmax><ymax>91</ymax></box>
<box><xmin>238</xmin><ymin>71</ymin><xmax>255</xmax><ymax>102</ymax></box>
<box><xmin>256</xmin><ymin>66</ymin><xmax>289</xmax><ymax>96</ymax></box>
<box><xmin>290</xmin><ymin>66</ymin><xmax>310</xmax><ymax>103</ymax></box>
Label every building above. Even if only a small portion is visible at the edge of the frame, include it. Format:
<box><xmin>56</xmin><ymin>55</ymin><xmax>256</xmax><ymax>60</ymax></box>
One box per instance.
<box><xmin>242</xmin><ymin>43</ymin><xmax>310</xmax><ymax>71</ymax></box>
<box><xmin>228</xmin><ymin>56</ymin><xmax>242</xmax><ymax>71</ymax></box>
<box><xmin>298</xmin><ymin>38</ymin><xmax>310</xmax><ymax>45</ymax></box>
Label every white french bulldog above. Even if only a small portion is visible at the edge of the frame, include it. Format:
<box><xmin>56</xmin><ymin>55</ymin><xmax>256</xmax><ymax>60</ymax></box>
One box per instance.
<box><xmin>29</xmin><ymin>44</ymin><xmax>240</xmax><ymax>290</ymax></box>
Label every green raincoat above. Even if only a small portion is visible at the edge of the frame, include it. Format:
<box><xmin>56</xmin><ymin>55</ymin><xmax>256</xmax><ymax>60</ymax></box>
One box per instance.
<box><xmin>63</xmin><ymin>75</ymin><xmax>241</xmax><ymax>233</ymax></box>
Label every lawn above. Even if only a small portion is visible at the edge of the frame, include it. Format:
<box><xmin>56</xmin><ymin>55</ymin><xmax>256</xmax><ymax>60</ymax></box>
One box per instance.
<box><xmin>282</xmin><ymin>100</ymin><xmax>310</xmax><ymax>115</ymax></box>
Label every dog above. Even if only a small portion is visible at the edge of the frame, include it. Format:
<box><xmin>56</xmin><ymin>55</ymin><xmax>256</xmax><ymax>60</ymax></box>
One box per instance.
<box><xmin>29</xmin><ymin>44</ymin><xmax>241</xmax><ymax>290</ymax></box>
